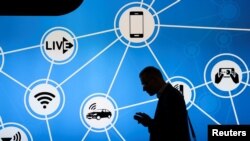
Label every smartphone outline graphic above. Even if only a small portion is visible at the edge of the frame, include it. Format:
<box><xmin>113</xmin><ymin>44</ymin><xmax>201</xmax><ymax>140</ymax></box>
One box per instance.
<box><xmin>129</xmin><ymin>11</ymin><xmax>144</xmax><ymax>38</ymax></box>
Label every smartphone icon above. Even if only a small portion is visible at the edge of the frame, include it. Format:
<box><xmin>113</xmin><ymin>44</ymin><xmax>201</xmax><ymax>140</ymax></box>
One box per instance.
<box><xmin>129</xmin><ymin>11</ymin><xmax>144</xmax><ymax>38</ymax></box>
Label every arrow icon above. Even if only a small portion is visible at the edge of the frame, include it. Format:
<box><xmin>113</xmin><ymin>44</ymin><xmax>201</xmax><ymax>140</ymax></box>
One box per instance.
<box><xmin>62</xmin><ymin>37</ymin><xmax>74</xmax><ymax>54</ymax></box>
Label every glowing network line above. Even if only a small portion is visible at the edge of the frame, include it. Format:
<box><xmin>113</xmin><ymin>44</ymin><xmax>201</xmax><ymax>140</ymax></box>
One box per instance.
<box><xmin>0</xmin><ymin>70</ymin><xmax>31</xmax><ymax>91</ymax></box>
<box><xmin>112</xmin><ymin>124</ymin><xmax>126</xmax><ymax>141</ymax></box>
<box><xmin>145</xmin><ymin>41</ymin><xmax>170</xmax><ymax>81</ymax></box>
<box><xmin>147</xmin><ymin>0</ymin><xmax>155</xmax><ymax>10</ymax></box>
<box><xmin>241</xmin><ymin>81</ymin><xmax>250</xmax><ymax>87</ymax></box>
<box><xmin>0</xmin><ymin>116</ymin><xmax>4</xmax><ymax>129</ymax></box>
<box><xmin>46</xmin><ymin>60</ymin><xmax>55</xmax><ymax>84</ymax></box>
<box><xmin>105</xmin><ymin>128</ymin><xmax>111</xmax><ymax>141</ymax></box>
<box><xmin>45</xmin><ymin>115</ymin><xmax>53</xmax><ymax>141</ymax></box>
<box><xmin>139</xmin><ymin>0</ymin><xmax>144</xmax><ymax>7</ymax></box>
<box><xmin>153</xmin><ymin>0</ymin><xmax>181</xmax><ymax>17</ymax></box>
<box><xmin>106</xmin><ymin>42</ymin><xmax>130</xmax><ymax>98</ymax></box>
<box><xmin>82</xmin><ymin>127</ymin><xmax>92</xmax><ymax>141</ymax></box>
<box><xmin>158</xmin><ymin>24</ymin><xmax>250</xmax><ymax>31</ymax></box>
<box><xmin>75</xmin><ymin>28</ymin><xmax>118</xmax><ymax>40</ymax></box>
<box><xmin>191</xmin><ymin>101</ymin><xmax>221</xmax><ymax>125</ymax></box>
<box><xmin>0</xmin><ymin>44</ymin><xmax>40</xmax><ymax>55</ymax></box>
<box><xmin>115</xmin><ymin>99</ymin><xmax>158</xmax><ymax>111</ymax></box>
<box><xmin>1</xmin><ymin>0</ymin><xmax>250</xmax><ymax>141</ymax></box>
<box><xmin>57</xmin><ymin>35</ymin><xmax>122</xmax><ymax>88</ymax></box>
<box><xmin>191</xmin><ymin>81</ymin><xmax>213</xmax><ymax>91</ymax></box>
<box><xmin>228</xmin><ymin>91</ymin><xmax>239</xmax><ymax>125</ymax></box>
<box><xmin>242</xmin><ymin>71</ymin><xmax>249</xmax><ymax>74</ymax></box>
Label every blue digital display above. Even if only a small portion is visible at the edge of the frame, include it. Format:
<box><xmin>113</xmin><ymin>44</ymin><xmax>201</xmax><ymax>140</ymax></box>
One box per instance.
<box><xmin>0</xmin><ymin>0</ymin><xmax>250</xmax><ymax>141</ymax></box>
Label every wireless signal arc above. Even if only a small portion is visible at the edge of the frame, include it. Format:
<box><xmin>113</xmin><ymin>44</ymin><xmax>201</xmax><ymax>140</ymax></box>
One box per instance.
<box><xmin>34</xmin><ymin>92</ymin><xmax>56</xmax><ymax>109</ymax></box>
<box><xmin>89</xmin><ymin>103</ymin><xmax>96</xmax><ymax>110</ymax></box>
<box><xmin>13</xmin><ymin>131</ymin><xmax>21</xmax><ymax>141</ymax></box>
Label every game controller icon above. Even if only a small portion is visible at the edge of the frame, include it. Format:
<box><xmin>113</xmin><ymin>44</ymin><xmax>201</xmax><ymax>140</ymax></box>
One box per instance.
<box><xmin>215</xmin><ymin>68</ymin><xmax>239</xmax><ymax>84</ymax></box>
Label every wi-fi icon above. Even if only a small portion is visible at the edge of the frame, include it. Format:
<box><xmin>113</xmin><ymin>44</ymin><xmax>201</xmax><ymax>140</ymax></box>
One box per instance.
<box><xmin>89</xmin><ymin>103</ymin><xmax>96</xmax><ymax>110</ymax></box>
<box><xmin>12</xmin><ymin>131</ymin><xmax>21</xmax><ymax>141</ymax></box>
<box><xmin>34</xmin><ymin>92</ymin><xmax>56</xmax><ymax>109</ymax></box>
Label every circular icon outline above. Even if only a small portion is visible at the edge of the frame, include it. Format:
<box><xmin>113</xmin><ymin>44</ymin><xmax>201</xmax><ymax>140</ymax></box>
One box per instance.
<box><xmin>204</xmin><ymin>53</ymin><xmax>249</xmax><ymax>98</ymax></box>
<box><xmin>114</xmin><ymin>2</ymin><xmax>160</xmax><ymax>48</ymax></box>
<box><xmin>40</xmin><ymin>26</ymin><xmax>78</xmax><ymax>65</ymax></box>
<box><xmin>0</xmin><ymin>122</ymin><xmax>33</xmax><ymax>141</ymax></box>
<box><xmin>24</xmin><ymin>79</ymin><xmax>65</xmax><ymax>120</ymax></box>
<box><xmin>169</xmin><ymin>76</ymin><xmax>196</xmax><ymax>110</ymax></box>
<box><xmin>80</xmin><ymin>93</ymin><xmax>119</xmax><ymax>133</ymax></box>
<box><xmin>0</xmin><ymin>47</ymin><xmax>4</xmax><ymax>71</ymax></box>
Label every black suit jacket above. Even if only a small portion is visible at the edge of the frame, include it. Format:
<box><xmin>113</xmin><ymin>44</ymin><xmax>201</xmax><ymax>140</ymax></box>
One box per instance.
<box><xmin>148</xmin><ymin>83</ymin><xmax>191</xmax><ymax>141</ymax></box>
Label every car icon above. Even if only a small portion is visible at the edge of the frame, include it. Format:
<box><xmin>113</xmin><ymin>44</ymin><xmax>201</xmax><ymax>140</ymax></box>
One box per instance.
<box><xmin>86</xmin><ymin>109</ymin><xmax>112</xmax><ymax>120</ymax></box>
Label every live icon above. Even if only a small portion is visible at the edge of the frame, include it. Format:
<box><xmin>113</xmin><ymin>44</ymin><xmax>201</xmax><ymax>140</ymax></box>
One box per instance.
<box><xmin>208</xmin><ymin>125</ymin><xmax>250</xmax><ymax>141</ymax></box>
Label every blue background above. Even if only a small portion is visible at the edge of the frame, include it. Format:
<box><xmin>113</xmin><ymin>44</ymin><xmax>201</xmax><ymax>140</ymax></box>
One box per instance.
<box><xmin>0</xmin><ymin>0</ymin><xmax>250</xmax><ymax>141</ymax></box>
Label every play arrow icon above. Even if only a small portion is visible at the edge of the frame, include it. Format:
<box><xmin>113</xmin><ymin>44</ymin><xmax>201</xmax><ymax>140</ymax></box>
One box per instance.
<box><xmin>62</xmin><ymin>37</ymin><xmax>74</xmax><ymax>54</ymax></box>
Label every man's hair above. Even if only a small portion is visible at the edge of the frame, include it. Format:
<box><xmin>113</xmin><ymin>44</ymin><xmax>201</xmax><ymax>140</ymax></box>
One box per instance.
<box><xmin>139</xmin><ymin>66</ymin><xmax>163</xmax><ymax>79</ymax></box>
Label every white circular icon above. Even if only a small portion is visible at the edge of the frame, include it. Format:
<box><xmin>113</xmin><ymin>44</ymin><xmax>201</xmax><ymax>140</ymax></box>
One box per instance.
<box><xmin>41</xmin><ymin>27</ymin><xmax>78</xmax><ymax>64</ymax></box>
<box><xmin>80</xmin><ymin>93</ymin><xmax>118</xmax><ymax>132</ymax></box>
<box><xmin>114</xmin><ymin>2</ymin><xmax>160</xmax><ymax>48</ymax></box>
<box><xmin>204</xmin><ymin>53</ymin><xmax>249</xmax><ymax>98</ymax></box>
<box><xmin>170</xmin><ymin>76</ymin><xmax>196</xmax><ymax>109</ymax></box>
<box><xmin>24</xmin><ymin>79</ymin><xmax>65</xmax><ymax>120</ymax></box>
<box><xmin>0</xmin><ymin>122</ymin><xmax>33</xmax><ymax>141</ymax></box>
<box><xmin>0</xmin><ymin>127</ymin><xmax>28</xmax><ymax>141</ymax></box>
<box><xmin>119</xmin><ymin>7</ymin><xmax>155</xmax><ymax>43</ymax></box>
<box><xmin>29</xmin><ymin>84</ymin><xmax>60</xmax><ymax>115</ymax></box>
<box><xmin>211</xmin><ymin>60</ymin><xmax>242</xmax><ymax>91</ymax></box>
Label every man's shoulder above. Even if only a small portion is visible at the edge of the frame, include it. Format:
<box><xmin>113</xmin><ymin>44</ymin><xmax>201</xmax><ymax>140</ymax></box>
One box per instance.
<box><xmin>163</xmin><ymin>83</ymin><xmax>183</xmax><ymax>97</ymax></box>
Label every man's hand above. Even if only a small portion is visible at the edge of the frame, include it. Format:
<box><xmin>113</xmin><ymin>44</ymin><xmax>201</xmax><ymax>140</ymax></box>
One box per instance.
<box><xmin>134</xmin><ymin>112</ymin><xmax>152</xmax><ymax>127</ymax></box>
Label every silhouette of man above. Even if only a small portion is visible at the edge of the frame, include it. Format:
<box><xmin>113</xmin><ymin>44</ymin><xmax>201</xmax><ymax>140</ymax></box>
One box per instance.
<box><xmin>134</xmin><ymin>66</ymin><xmax>191</xmax><ymax>141</ymax></box>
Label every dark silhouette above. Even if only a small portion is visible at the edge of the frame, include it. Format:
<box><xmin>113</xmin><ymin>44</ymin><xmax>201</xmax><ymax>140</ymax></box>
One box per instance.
<box><xmin>215</xmin><ymin>72</ymin><xmax>224</xmax><ymax>84</ymax></box>
<box><xmin>86</xmin><ymin>109</ymin><xmax>112</xmax><ymax>120</ymax></box>
<box><xmin>134</xmin><ymin>66</ymin><xmax>191</xmax><ymax>141</ymax></box>
<box><xmin>230</xmin><ymin>70</ymin><xmax>239</xmax><ymax>83</ymax></box>
<box><xmin>1</xmin><ymin>138</ymin><xmax>12</xmax><ymax>141</ymax></box>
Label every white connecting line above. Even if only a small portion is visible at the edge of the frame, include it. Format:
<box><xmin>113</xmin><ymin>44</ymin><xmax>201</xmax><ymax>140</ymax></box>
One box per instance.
<box><xmin>0</xmin><ymin>45</ymin><xmax>40</xmax><ymax>92</ymax></box>
<box><xmin>157</xmin><ymin>17</ymin><xmax>250</xmax><ymax>127</ymax></box>
<box><xmin>82</xmin><ymin>127</ymin><xmax>92</xmax><ymax>141</ymax></box>
<box><xmin>0</xmin><ymin>70</ymin><xmax>31</xmax><ymax>91</ymax></box>
<box><xmin>0</xmin><ymin>45</ymin><xmax>40</xmax><ymax>55</ymax></box>
<box><xmin>228</xmin><ymin>91</ymin><xmax>240</xmax><ymax>125</ymax></box>
<box><xmin>140</xmin><ymin>0</ymin><xmax>144</xmax><ymax>7</ymax></box>
<box><xmin>75</xmin><ymin>28</ymin><xmax>118</xmax><ymax>40</ymax></box>
<box><xmin>45</xmin><ymin>115</ymin><xmax>53</xmax><ymax>141</ymax></box>
<box><xmin>106</xmin><ymin>42</ymin><xmax>130</xmax><ymax>98</ymax></box>
<box><xmin>153</xmin><ymin>0</ymin><xmax>181</xmax><ymax>17</ymax></box>
<box><xmin>158</xmin><ymin>24</ymin><xmax>250</xmax><ymax>32</ymax></box>
<box><xmin>116</xmin><ymin>99</ymin><xmax>158</xmax><ymax>111</ymax></box>
<box><xmin>105</xmin><ymin>128</ymin><xmax>111</xmax><ymax>141</ymax></box>
<box><xmin>147</xmin><ymin>0</ymin><xmax>156</xmax><ymax>10</ymax></box>
<box><xmin>242</xmin><ymin>70</ymin><xmax>250</xmax><ymax>75</ymax></box>
<box><xmin>145</xmin><ymin>41</ymin><xmax>170</xmax><ymax>81</ymax></box>
<box><xmin>0</xmin><ymin>116</ymin><xmax>4</xmax><ymax>129</ymax></box>
<box><xmin>191</xmin><ymin>81</ymin><xmax>213</xmax><ymax>91</ymax></box>
<box><xmin>116</xmin><ymin>97</ymin><xmax>221</xmax><ymax>125</ymax></box>
<box><xmin>46</xmin><ymin>60</ymin><xmax>54</xmax><ymax>84</ymax></box>
<box><xmin>112</xmin><ymin>124</ymin><xmax>126</xmax><ymax>141</ymax></box>
<box><xmin>190</xmin><ymin>101</ymin><xmax>221</xmax><ymax>125</ymax></box>
<box><xmin>241</xmin><ymin>81</ymin><xmax>250</xmax><ymax>87</ymax></box>
<box><xmin>57</xmin><ymin>36</ymin><xmax>121</xmax><ymax>88</ymax></box>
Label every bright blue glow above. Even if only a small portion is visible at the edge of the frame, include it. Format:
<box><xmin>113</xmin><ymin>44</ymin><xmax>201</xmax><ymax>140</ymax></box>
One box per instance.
<box><xmin>0</xmin><ymin>0</ymin><xmax>250</xmax><ymax>141</ymax></box>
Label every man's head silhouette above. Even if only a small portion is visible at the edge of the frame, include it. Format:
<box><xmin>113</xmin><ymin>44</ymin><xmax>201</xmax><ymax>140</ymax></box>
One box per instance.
<box><xmin>139</xmin><ymin>66</ymin><xmax>165</xmax><ymax>96</ymax></box>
